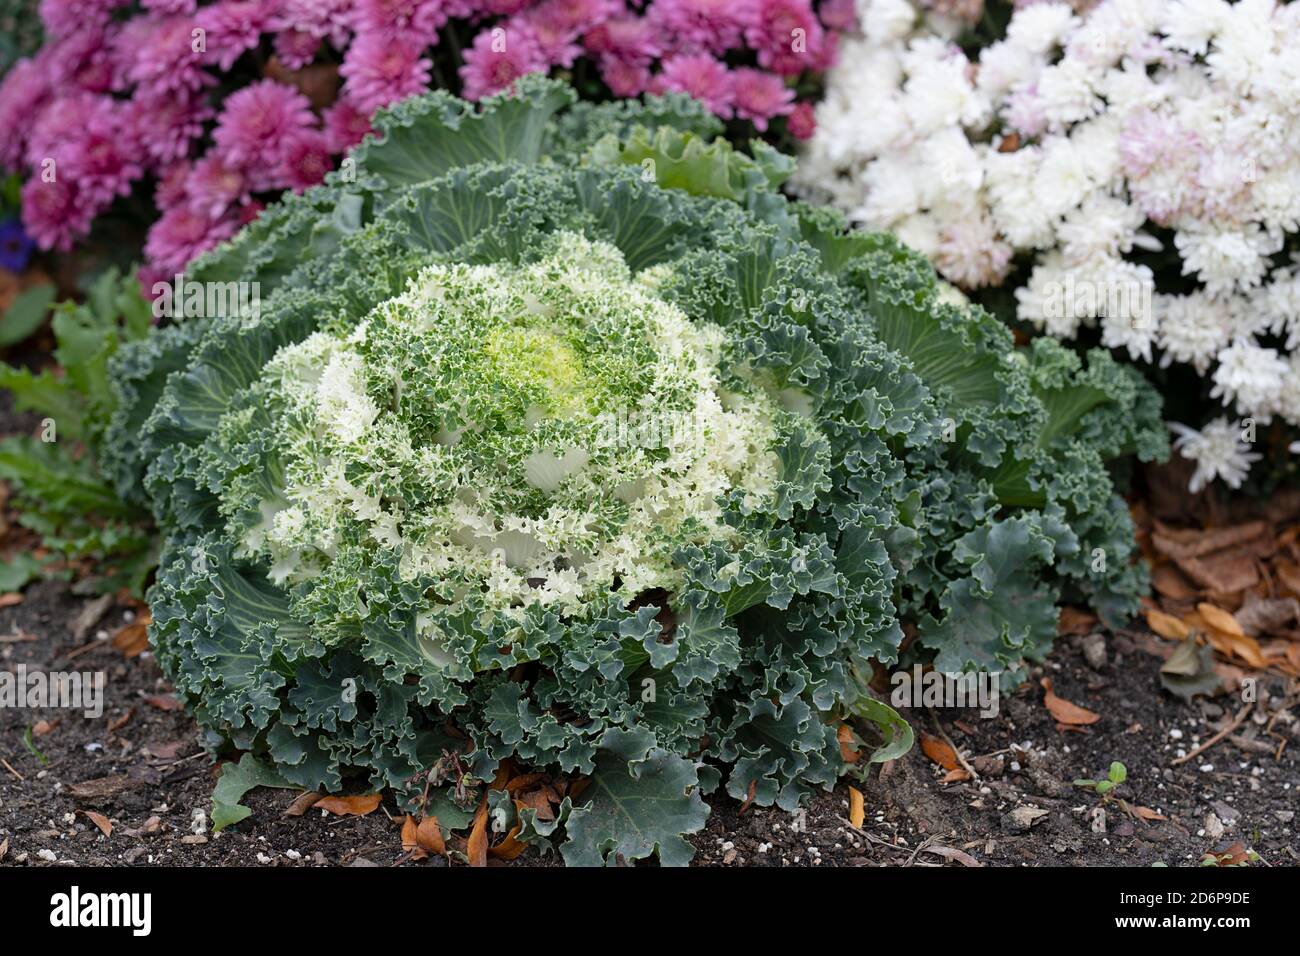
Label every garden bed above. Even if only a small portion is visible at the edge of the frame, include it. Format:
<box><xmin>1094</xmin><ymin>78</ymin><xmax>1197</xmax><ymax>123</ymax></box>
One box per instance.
<box><xmin>3</xmin><ymin>571</ymin><xmax>1294</xmax><ymax>868</ymax></box>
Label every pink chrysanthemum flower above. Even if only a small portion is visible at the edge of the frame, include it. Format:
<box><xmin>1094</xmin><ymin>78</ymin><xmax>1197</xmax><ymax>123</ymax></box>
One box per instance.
<box><xmin>38</xmin><ymin>0</ymin><xmax>125</xmax><ymax>39</ymax></box>
<box><xmin>482</xmin><ymin>0</ymin><xmax>534</xmax><ymax>15</ymax></box>
<box><xmin>0</xmin><ymin>59</ymin><xmax>52</xmax><ymax>168</ymax></box>
<box><xmin>459</xmin><ymin>25</ymin><xmax>548</xmax><ymax>101</ymax></box>
<box><xmin>730</xmin><ymin>67</ymin><xmax>794</xmax><ymax>131</ymax></box>
<box><xmin>598</xmin><ymin>55</ymin><xmax>652</xmax><ymax>96</ymax></box>
<box><xmin>212</xmin><ymin>80</ymin><xmax>316</xmax><ymax>167</ymax></box>
<box><xmin>25</xmin><ymin>93</ymin><xmax>101</xmax><ymax>169</ymax></box>
<box><xmin>128</xmin><ymin>88</ymin><xmax>215</xmax><ymax>165</ymax></box>
<box><xmin>323</xmin><ymin>99</ymin><xmax>375</xmax><ymax>153</ymax></box>
<box><xmin>273</xmin><ymin>29</ymin><xmax>323</xmax><ymax>69</ymax></box>
<box><xmin>56</xmin><ymin>105</ymin><xmax>144</xmax><ymax>207</ymax></box>
<box><xmin>786</xmin><ymin>100</ymin><xmax>816</xmax><ymax>139</ymax></box>
<box><xmin>21</xmin><ymin>177</ymin><xmax>96</xmax><ymax>251</ymax></box>
<box><xmin>142</xmin><ymin>0</ymin><xmax>197</xmax><ymax>13</ymax></box>
<box><xmin>186</xmin><ymin>153</ymin><xmax>255</xmax><ymax>218</ymax></box>
<box><xmin>280</xmin><ymin>130</ymin><xmax>332</xmax><ymax>192</ymax></box>
<box><xmin>818</xmin><ymin>0</ymin><xmax>858</xmax><ymax>31</ymax></box>
<box><xmin>744</xmin><ymin>0</ymin><xmax>830</xmax><ymax>75</ymax></box>
<box><xmin>198</xmin><ymin>1</ymin><xmax>275</xmax><ymax>72</ymax></box>
<box><xmin>156</xmin><ymin>162</ymin><xmax>194</xmax><ymax>209</ymax></box>
<box><xmin>114</xmin><ymin>15</ymin><xmax>209</xmax><ymax>94</ymax></box>
<box><xmin>340</xmin><ymin>32</ymin><xmax>434</xmax><ymax>113</ymax></box>
<box><xmin>648</xmin><ymin>0</ymin><xmax>754</xmax><ymax>54</ymax></box>
<box><xmin>144</xmin><ymin>203</ymin><xmax>241</xmax><ymax>276</ymax></box>
<box><xmin>274</xmin><ymin>0</ymin><xmax>354</xmax><ymax>47</ymax></box>
<box><xmin>652</xmin><ymin>54</ymin><xmax>734</xmax><ymax>117</ymax></box>
<box><xmin>584</xmin><ymin>16</ymin><xmax>661</xmax><ymax>62</ymax></box>
<box><xmin>352</xmin><ymin>0</ymin><xmax>448</xmax><ymax>44</ymax></box>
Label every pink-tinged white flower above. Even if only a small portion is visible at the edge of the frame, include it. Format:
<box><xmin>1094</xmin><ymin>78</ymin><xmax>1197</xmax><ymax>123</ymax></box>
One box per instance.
<box><xmin>1170</xmin><ymin>418</ymin><xmax>1261</xmax><ymax>492</ymax></box>
<box><xmin>458</xmin><ymin>25</ymin><xmax>548</xmax><ymax>101</ymax></box>
<box><xmin>212</xmin><ymin>80</ymin><xmax>316</xmax><ymax>167</ymax></box>
<box><xmin>144</xmin><ymin>203</ymin><xmax>242</xmax><ymax>276</ymax></box>
<box><xmin>21</xmin><ymin>177</ymin><xmax>96</xmax><ymax>251</ymax></box>
<box><xmin>933</xmin><ymin>213</ymin><xmax>1014</xmax><ymax>289</ymax></box>
<box><xmin>730</xmin><ymin>68</ymin><xmax>795</xmax><ymax>131</ymax></box>
<box><xmin>280</xmin><ymin>130</ymin><xmax>333</xmax><ymax>192</ymax></box>
<box><xmin>340</xmin><ymin>32</ymin><xmax>434</xmax><ymax>113</ymax></box>
<box><xmin>647</xmin><ymin>0</ymin><xmax>754</xmax><ymax>54</ymax></box>
<box><xmin>652</xmin><ymin>53</ymin><xmax>734</xmax><ymax>117</ymax></box>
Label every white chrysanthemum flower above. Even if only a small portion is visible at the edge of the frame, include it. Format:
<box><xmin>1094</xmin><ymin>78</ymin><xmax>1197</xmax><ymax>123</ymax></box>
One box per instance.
<box><xmin>1210</xmin><ymin>340</ymin><xmax>1289</xmax><ymax>419</ymax></box>
<box><xmin>1155</xmin><ymin>292</ymin><xmax>1233</xmax><ymax>373</ymax></box>
<box><xmin>861</xmin><ymin>0</ymin><xmax>918</xmax><ymax>43</ymax></box>
<box><xmin>1006</xmin><ymin>2</ymin><xmax>1078</xmax><ymax>55</ymax></box>
<box><xmin>1170</xmin><ymin>418</ymin><xmax>1261</xmax><ymax>492</ymax></box>
<box><xmin>1174</xmin><ymin>225</ymin><xmax>1280</xmax><ymax>297</ymax></box>
<box><xmin>1160</xmin><ymin>0</ymin><xmax>1230</xmax><ymax>54</ymax></box>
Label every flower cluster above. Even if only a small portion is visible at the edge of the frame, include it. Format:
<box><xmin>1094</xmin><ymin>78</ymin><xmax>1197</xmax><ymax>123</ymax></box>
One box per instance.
<box><xmin>793</xmin><ymin>0</ymin><xmax>1300</xmax><ymax>490</ymax></box>
<box><xmin>0</xmin><ymin>0</ymin><xmax>841</xmax><ymax>284</ymax></box>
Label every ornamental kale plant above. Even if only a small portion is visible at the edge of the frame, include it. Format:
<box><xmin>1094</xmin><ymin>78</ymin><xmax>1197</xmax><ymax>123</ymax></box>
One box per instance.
<box><xmin>0</xmin><ymin>0</ymin><xmax>843</xmax><ymax>282</ymax></box>
<box><xmin>103</xmin><ymin>77</ymin><xmax>1164</xmax><ymax>864</ymax></box>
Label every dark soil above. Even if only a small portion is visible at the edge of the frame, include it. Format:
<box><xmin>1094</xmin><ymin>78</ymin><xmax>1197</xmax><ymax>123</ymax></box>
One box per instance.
<box><xmin>1</xmin><ymin>572</ymin><xmax>1296</xmax><ymax>868</ymax></box>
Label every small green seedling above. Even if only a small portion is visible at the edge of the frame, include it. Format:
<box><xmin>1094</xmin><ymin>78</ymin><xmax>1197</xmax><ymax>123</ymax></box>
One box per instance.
<box><xmin>1074</xmin><ymin>761</ymin><xmax>1126</xmax><ymax>797</ymax></box>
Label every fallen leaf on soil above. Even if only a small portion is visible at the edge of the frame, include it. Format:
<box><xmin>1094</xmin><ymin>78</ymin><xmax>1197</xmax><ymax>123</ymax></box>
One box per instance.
<box><xmin>1129</xmin><ymin>804</ymin><xmax>1166</xmax><ymax>822</ymax></box>
<box><xmin>1146</xmin><ymin>607</ymin><xmax>1190</xmax><ymax>640</ymax></box>
<box><xmin>1202</xmin><ymin>841</ymin><xmax>1251</xmax><ymax>866</ymax></box>
<box><xmin>488</xmin><ymin>815</ymin><xmax>529</xmax><ymax>861</ymax></box>
<box><xmin>941</xmin><ymin>768</ymin><xmax>974</xmax><ymax>783</ymax></box>
<box><xmin>400</xmin><ymin>814</ymin><xmax>447</xmax><ymax>859</ymax></box>
<box><xmin>1234</xmin><ymin>595</ymin><xmax>1300</xmax><ymax>636</ymax></box>
<box><xmin>146</xmin><ymin>740</ymin><xmax>187</xmax><ymax>760</ymax></box>
<box><xmin>68</xmin><ymin>774</ymin><xmax>144</xmax><ymax>804</ymax></box>
<box><xmin>1152</xmin><ymin>522</ymin><xmax>1268</xmax><ymax>560</ymax></box>
<box><xmin>107</xmin><ymin>708</ymin><xmax>134</xmax><ymax>732</ymax></box>
<box><xmin>142</xmin><ymin>694</ymin><xmax>182</xmax><ymax>712</ymax></box>
<box><xmin>31</xmin><ymin>718</ymin><xmax>59</xmax><ymax>737</ymax></box>
<box><xmin>0</xmin><ymin>593</ymin><xmax>23</xmax><ymax>608</ymax></box>
<box><xmin>1058</xmin><ymin>606</ymin><xmax>1097</xmax><ymax>635</ymax></box>
<box><xmin>847</xmin><ymin>786</ymin><xmax>864</xmax><ymax>828</ymax></box>
<box><xmin>922</xmin><ymin>844</ymin><xmax>983</xmax><ymax>867</ymax></box>
<box><xmin>1151</xmin><ymin>565</ymin><xmax>1198</xmax><ymax>600</ymax></box>
<box><xmin>80</xmin><ymin>810</ymin><xmax>112</xmax><ymax>838</ymax></box>
<box><xmin>112</xmin><ymin>615</ymin><xmax>151</xmax><ymax>657</ymax></box>
<box><xmin>315</xmin><ymin>794</ymin><xmax>382</xmax><ymax>817</ymax></box>
<box><xmin>1040</xmin><ymin>677</ymin><xmax>1100</xmax><ymax>725</ymax></box>
<box><xmin>1277</xmin><ymin>561</ymin><xmax>1300</xmax><ymax>596</ymax></box>
<box><xmin>919</xmin><ymin>731</ymin><xmax>961</xmax><ymax>770</ymax></box>
<box><xmin>283</xmin><ymin>791</ymin><xmax>324</xmax><ymax>818</ymax></box>
<box><xmin>837</xmin><ymin>724</ymin><xmax>861</xmax><ymax>764</ymax></box>
<box><xmin>0</xmin><ymin>837</ymin><xmax>7</xmax><ymax>861</ymax></box>
<box><xmin>1197</xmin><ymin>602</ymin><xmax>1244</xmax><ymax>636</ymax></box>
<box><xmin>466</xmin><ymin>804</ymin><xmax>489</xmax><ymax>868</ymax></box>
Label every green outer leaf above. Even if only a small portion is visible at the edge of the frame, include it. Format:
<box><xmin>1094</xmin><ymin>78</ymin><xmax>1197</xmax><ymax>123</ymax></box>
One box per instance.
<box><xmin>0</xmin><ymin>283</ymin><xmax>54</xmax><ymax>347</ymax></box>
<box><xmin>211</xmin><ymin>753</ymin><xmax>295</xmax><ymax>832</ymax></box>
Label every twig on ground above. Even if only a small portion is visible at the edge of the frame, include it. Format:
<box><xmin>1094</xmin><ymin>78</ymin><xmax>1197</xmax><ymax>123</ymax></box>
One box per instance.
<box><xmin>0</xmin><ymin>757</ymin><xmax>24</xmax><ymax>781</ymax></box>
<box><xmin>928</xmin><ymin>711</ymin><xmax>980</xmax><ymax>782</ymax></box>
<box><xmin>1172</xmin><ymin>703</ymin><xmax>1253</xmax><ymax>766</ymax></box>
